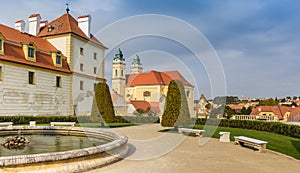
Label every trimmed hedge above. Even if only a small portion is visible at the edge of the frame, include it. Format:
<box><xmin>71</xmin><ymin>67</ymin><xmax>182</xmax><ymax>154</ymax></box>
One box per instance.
<box><xmin>192</xmin><ymin>118</ymin><xmax>300</xmax><ymax>138</ymax></box>
<box><xmin>114</xmin><ymin>116</ymin><xmax>160</xmax><ymax>124</ymax></box>
<box><xmin>0</xmin><ymin>115</ymin><xmax>160</xmax><ymax>125</ymax></box>
<box><xmin>0</xmin><ymin>116</ymin><xmax>78</xmax><ymax>125</ymax></box>
<box><xmin>77</xmin><ymin>116</ymin><xmax>159</xmax><ymax>124</ymax></box>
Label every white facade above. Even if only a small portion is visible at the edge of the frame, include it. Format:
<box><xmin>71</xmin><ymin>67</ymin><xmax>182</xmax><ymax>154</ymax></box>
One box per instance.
<box><xmin>28</xmin><ymin>14</ymin><xmax>41</xmax><ymax>36</ymax></box>
<box><xmin>72</xmin><ymin>36</ymin><xmax>105</xmax><ymax>116</ymax></box>
<box><xmin>0</xmin><ymin>62</ymin><xmax>71</xmax><ymax>116</ymax></box>
<box><xmin>47</xmin><ymin>35</ymin><xmax>105</xmax><ymax>116</ymax></box>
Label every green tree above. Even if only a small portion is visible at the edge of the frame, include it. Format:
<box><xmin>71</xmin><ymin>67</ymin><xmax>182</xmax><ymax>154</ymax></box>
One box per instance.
<box><xmin>224</xmin><ymin>106</ymin><xmax>236</xmax><ymax>119</ymax></box>
<box><xmin>281</xmin><ymin>98</ymin><xmax>286</xmax><ymax>103</ymax></box>
<box><xmin>293</xmin><ymin>96</ymin><xmax>298</xmax><ymax>100</ymax></box>
<box><xmin>90</xmin><ymin>82</ymin><xmax>115</xmax><ymax>123</ymax></box>
<box><xmin>205</xmin><ymin>103</ymin><xmax>211</xmax><ymax>109</ymax></box>
<box><xmin>240</xmin><ymin>106</ymin><xmax>252</xmax><ymax>115</ymax></box>
<box><xmin>286</xmin><ymin>96</ymin><xmax>291</xmax><ymax>100</ymax></box>
<box><xmin>258</xmin><ymin>98</ymin><xmax>279</xmax><ymax>106</ymax></box>
<box><xmin>161</xmin><ymin>80</ymin><xmax>190</xmax><ymax>127</ymax></box>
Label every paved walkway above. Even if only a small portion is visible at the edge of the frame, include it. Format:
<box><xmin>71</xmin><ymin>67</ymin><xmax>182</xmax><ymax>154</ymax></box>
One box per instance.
<box><xmin>87</xmin><ymin>124</ymin><xmax>300</xmax><ymax>173</ymax></box>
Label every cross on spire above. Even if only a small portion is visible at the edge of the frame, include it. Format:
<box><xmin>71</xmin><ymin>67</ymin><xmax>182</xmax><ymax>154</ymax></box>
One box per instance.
<box><xmin>66</xmin><ymin>3</ymin><xmax>70</xmax><ymax>13</ymax></box>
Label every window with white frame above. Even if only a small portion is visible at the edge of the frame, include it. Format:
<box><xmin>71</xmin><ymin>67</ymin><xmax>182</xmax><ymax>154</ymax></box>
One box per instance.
<box><xmin>94</xmin><ymin>83</ymin><xmax>97</xmax><ymax>91</ymax></box>
<box><xmin>56</xmin><ymin>76</ymin><xmax>62</xmax><ymax>88</ymax></box>
<box><xmin>28</xmin><ymin>71</ymin><xmax>35</xmax><ymax>85</ymax></box>
<box><xmin>80</xmin><ymin>81</ymin><xmax>84</xmax><ymax>90</ymax></box>
<box><xmin>28</xmin><ymin>43</ymin><xmax>35</xmax><ymax>58</ymax></box>
<box><xmin>186</xmin><ymin>90</ymin><xmax>190</xmax><ymax>97</ymax></box>
<box><xmin>56</xmin><ymin>54</ymin><xmax>61</xmax><ymax>65</ymax></box>
<box><xmin>94</xmin><ymin>67</ymin><xmax>97</xmax><ymax>74</ymax></box>
<box><xmin>80</xmin><ymin>47</ymin><xmax>84</xmax><ymax>55</ymax></box>
<box><xmin>94</xmin><ymin>52</ymin><xmax>97</xmax><ymax>60</ymax></box>
<box><xmin>80</xmin><ymin>63</ymin><xmax>84</xmax><ymax>71</ymax></box>
<box><xmin>0</xmin><ymin>66</ymin><xmax>2</xmax><ymax>81</ymax></box>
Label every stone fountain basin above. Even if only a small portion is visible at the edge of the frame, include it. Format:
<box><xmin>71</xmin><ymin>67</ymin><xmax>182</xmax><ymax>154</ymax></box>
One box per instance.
<box><xmin>0</xmin><ymin>126</ymin><xmax>128</xmax><ymax>169</ymax></box>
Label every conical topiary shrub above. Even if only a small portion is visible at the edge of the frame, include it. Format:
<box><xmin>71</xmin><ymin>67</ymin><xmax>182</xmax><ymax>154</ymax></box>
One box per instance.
<box><xmin>161</xmin><ymin>80</ymin><xmax>190</xmax><ymax>127</ymax></box>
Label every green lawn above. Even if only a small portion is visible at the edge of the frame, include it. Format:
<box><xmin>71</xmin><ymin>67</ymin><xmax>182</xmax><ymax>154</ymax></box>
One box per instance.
<box><xmin>193</xmin><ymin>125</ymin><xmax>300</xmax><ymax>160</ymax></box>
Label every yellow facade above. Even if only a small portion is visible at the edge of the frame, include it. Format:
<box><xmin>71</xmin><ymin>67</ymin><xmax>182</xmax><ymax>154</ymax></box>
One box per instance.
<box><xmin>0</xmin><ymin>32</ymin><xmax>5</xmax><ymax>55</ymax></box>
<box><xmin>125</xmin><ymin>84</ymin><xmax>195</xmax><ymax>116</ymax></box>
<box><xmin>258</xmin><ymin>112</ymin><xmax>275</xmax><ymax>116</ymax></box>
<box><xmin>22</xmin><ymin>42</ymin><xmax>37</xmax><ymax>62</ymax></box>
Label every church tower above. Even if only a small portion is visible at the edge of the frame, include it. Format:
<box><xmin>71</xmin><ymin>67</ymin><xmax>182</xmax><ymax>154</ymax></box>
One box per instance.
<box><xmin>130</xmin><ymin>54</ymin><xmax>143</xmax><ymax>74</ymax></box>
<box><xmin>112</xmin><ymin>49</ymin><xmax>126</xmax><ymax>97</ymax></box>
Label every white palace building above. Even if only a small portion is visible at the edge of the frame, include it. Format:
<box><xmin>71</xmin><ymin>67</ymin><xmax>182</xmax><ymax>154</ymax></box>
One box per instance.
<box><xmin>0</xmin><ymin>11</ymin><xmax>107</xmax><ymax>116</ymax></box>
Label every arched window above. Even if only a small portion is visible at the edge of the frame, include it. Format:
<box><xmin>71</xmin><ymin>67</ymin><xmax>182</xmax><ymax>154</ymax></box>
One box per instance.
<box><xmin>143</xmin><ymin>91</ymin><xmax>151</xmax><ymax>97</ymax></box>
<box><xmin>121</xmin><ymin>69</ymin><xmax>124</xmax><ymax>76</ymax></box>
<box><xmin>115</xmin><ymin>69</ymin><xmax>118</xmax><ymax>76</ymax></box>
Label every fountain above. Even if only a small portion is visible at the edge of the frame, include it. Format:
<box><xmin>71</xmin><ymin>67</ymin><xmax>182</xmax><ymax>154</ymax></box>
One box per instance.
<box><xmin>1</xmin><ymin>135</ymin><xmax>30</xmax><ymax>149</ymax></box>
<box><xmin>0</xmin><ymin>126</ymin><xmax>128</xmax><ymax>172</ymax></box>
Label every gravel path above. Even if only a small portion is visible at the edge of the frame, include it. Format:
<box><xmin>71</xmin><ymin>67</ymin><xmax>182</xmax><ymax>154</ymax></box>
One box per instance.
<box><xmin>87</xmin><ymin>124</ymin><xmax>300</xmax><ymax>173</ymax></box>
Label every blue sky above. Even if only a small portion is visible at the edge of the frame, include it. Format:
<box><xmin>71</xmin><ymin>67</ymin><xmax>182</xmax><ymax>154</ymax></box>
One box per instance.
<box><xmin>1</xmin><ymin>0</ymin><xmax>299</xmax><ymax>99</ymax></box>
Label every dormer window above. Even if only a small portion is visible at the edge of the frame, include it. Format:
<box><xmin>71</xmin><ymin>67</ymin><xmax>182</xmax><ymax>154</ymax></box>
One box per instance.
<box><xmin>47</xmin><ymin>25</ymin><xmax>54</xmax><ymax>32</ymax></box>
<box><xmin>28</xmin><ymin>47</ymin><xmax>34</xmax><ymax>58</ymax></box>
<box><xmin>22</xmin><ymin>42</ymin><xmax>36</xmax><ymax>62</ymax></box>
<box><xmin>51</xmin><ymin>51</ymin><xmax>62</xmax><ymax>68</ymax></box>
<box><xmin>0</xmin><ymin>32</ymin><xmax>5</xmax><ymax>55</ymax></box>
<box><xmin>56</xmin><ymin>55</ymin><xmax>61</xmax><ymax>64</ymax></box>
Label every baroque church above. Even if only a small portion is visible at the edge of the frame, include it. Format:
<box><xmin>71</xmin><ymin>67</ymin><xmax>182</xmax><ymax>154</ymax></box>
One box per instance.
<box><xmin>111</xmin><ymin>49</ymin><xmax>195</xmax><ymax>116</ymax></box>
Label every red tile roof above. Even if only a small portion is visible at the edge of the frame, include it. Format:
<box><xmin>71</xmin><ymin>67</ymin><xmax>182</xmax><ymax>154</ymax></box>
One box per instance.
<box><xmin>0</xmin><ymin>24</ymin><xmax>57</xmax><ymax>52</ymax></box>
<box><xmin>29</xmin><ymin>14</ymin><xmax>40</xmax><ymax>18</ymax></box>
<box><xmin>250</xmin><ymin>106</ymin><xmax>300</xmax><ymax>121</ymax></box>
<box><xmin>228</xmin><ymin>104</ymin><xmax>245</xmax><ymax>111</ymax></box>
<box><xmin>15</xmin><ymin>20</ymin><xmax>23</xmax><ymax>23</ymax></box>
<box><xmin>126</xmin><ymin>70</ymin><xmax>193</xmax><ymax>87</ymax></box>
<box><xmin>38</xmin><ymin>13</ymin><xmax>107</xmax><ymax>48</ymax></box>
<box><xmin>78</xmin><ymin>14</ymin><xmax>90</xmax><ymax>19</ymax></box>
<box><xmin>250</xmin><ymin>106</ymin><xmax>283</xmax><ymax>119</ymax></box>
<box><xmin>0</xmin><ymin>24</ymin><xmax>70</xmax><ymax>73</ymax></box>
<box><xmin>130</xmin><ymin>100</ymin><xmax>151</xmax><ymax>112</ymax></box>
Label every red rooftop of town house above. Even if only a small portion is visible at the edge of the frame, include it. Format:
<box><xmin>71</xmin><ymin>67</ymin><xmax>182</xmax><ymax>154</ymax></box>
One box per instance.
<box><xmin>130</xmin><ymin>100</ymin><xmax>151</xmax><ymax>112</ymax></box>
<box><xmin>126</xmin><ymin>70</ymin><xmax>193</xmax><ymax>87</ymax></box>
<box><xmin>0</xmin><ymin>24</ymin><xmax>70</xmax><ymax>73</ymax></box>
<box><xmin>37</xmin><ymin>13</ymin><xmax>106</xmax><ymax>48</ymax></box>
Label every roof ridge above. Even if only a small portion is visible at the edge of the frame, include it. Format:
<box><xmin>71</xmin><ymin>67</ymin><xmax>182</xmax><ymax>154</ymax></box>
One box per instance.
<box><xmin>65</xmin><ymin>13</ymin><xmax>72</xmax><ymax>33</ymax></box>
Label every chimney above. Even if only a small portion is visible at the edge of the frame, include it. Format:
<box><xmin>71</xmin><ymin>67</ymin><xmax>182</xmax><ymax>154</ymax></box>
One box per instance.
<box><xmin>15</xmin><ymin>20</ymin><xmax>25</xmax><ymax>32</ymax></box>
<box><xmin>28</xmin><ymin>14</ymin><xmax>41</xmax><ymax>36</ymax></box>
<box><xmin>39</xmin><ymin>20</ymin><xmax>48</xmax><ymax>28</ymax></box>
<box><xmin>78</xmin><ymin>14</ymin><xmax>91</xmax><ymax>38</ymax></box>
